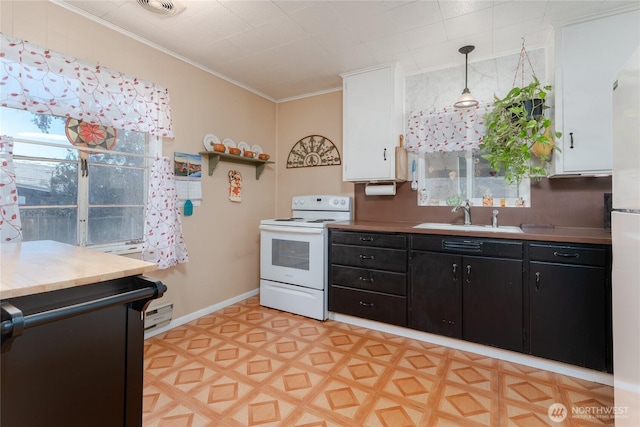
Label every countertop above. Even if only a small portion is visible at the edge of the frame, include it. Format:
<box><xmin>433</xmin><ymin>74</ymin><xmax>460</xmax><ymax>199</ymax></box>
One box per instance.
<box><xmin>1</xmin><ymin>240</ymin><xmax>158</xmax><ymax>299</ymax></box>
<box><xmin>328</xmin><ymin>221</ymin><xmax>612</xmax><ymax>245</ymax></box>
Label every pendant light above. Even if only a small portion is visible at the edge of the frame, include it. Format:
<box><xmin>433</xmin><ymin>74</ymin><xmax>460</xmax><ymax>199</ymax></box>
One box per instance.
<box><xmin>454</xmin><ymin>45</ymin><xmax>479</xmax><ymax>108</ymax></box>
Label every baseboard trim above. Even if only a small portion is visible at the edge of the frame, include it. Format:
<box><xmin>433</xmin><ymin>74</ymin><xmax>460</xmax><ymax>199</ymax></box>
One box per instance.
<box><xmin>329</xmin><ymin>312</ymin><xmax>613</xmax><ymax>387</ymax></box>
<box><xmin>143</xmin><ymin>289</ymin><xmax>260</xmax><ymax>340</ymax></box>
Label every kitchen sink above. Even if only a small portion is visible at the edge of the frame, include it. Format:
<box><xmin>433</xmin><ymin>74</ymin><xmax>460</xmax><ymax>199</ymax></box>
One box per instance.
<box><xmin>413</xmin><ymin>223</ymin><xmax>524</xmax><ymax>234</ymax></box>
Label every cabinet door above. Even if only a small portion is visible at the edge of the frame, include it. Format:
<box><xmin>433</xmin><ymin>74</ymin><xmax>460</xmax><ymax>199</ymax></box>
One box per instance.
<box><xmin>342</xmin><ymin>64</ymin><xmax>403</xmax><ymax>181</ymax></box>
<box><xmin>462</xmin><ymin>256</ymin><xmax>524</xmax><ymax>352</ymax></box>
<box><xmin>409</xmin><ymin>251</ymin><xmax>462</xmax><ymax>338</ymax></box>
<box><xmin>529</xmin><ymin>261</ymin><xmax>608</xmax><ymax>371</ymax></box>
<box><xmin>554</xmin><ymin>9</ymin><xmax>640</xmax><ymax>174</ymax></box>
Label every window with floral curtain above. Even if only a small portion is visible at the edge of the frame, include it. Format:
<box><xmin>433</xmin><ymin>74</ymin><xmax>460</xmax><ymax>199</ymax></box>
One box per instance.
<box><xmin>405</xmin><ymin>103</ymin><xmax>530</xmax><ymax>207</ymax></box>
<box><xmin>1</xmin><ymin>34</ymin><xmax>187</xmax><ymax>263</ymax></box>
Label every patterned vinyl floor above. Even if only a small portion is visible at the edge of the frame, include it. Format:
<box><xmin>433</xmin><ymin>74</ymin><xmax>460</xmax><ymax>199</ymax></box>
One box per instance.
<box><xmin>142</xmin><ymin>296</ymin><xmax>614</xmax><ymax>426</ymax></box>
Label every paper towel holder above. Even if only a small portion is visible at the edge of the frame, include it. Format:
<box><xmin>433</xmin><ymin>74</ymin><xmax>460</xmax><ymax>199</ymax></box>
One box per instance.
<box><xmin>365</xmin><ymin>182</ymin><xmax>397</xmax><ymax>196</ymax></box>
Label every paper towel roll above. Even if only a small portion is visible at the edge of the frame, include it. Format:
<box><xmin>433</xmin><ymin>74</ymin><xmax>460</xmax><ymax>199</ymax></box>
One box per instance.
<box><xmin>365</xmin><ymin>183</ymin><xmax>396</xmax><ymax>196</ymax></box>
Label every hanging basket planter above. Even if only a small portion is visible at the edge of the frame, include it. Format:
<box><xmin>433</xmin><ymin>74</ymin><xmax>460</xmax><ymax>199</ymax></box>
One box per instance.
<box><xmin>480</xmin><ymin>39</ymin><xmax>562</xmax><ymax>186</ymax></box>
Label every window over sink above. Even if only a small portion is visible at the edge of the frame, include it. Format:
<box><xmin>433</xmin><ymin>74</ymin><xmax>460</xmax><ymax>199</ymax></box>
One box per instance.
<box><xmin>416</xmin><ymin>150</ymin><xmax>530</xmax><ymax>207</ymax></box>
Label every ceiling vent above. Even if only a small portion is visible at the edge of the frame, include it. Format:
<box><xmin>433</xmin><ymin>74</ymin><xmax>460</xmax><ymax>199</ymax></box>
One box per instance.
<box><xmin>136</xmin><ymin>0</ymin><xmax>185</xmax><ymax>16</ymax></box>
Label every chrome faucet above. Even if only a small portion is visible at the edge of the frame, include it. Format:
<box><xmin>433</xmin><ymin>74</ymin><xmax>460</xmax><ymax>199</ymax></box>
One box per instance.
<box><xmin>492</xmin><ymin>209</ymin><xmax>499</xmax><ymax>228</ymax></box>
<box><xmin>452</xmin><ymin>199</ymin><xmax>472</xmax><ymax>225</ymax></box>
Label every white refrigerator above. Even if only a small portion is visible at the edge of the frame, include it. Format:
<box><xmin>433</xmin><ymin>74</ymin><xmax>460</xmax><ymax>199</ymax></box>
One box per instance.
<box><xmin>612</xmin><ymin>47</ymin><xmax>640</xmax><ymax>426</ymax></box>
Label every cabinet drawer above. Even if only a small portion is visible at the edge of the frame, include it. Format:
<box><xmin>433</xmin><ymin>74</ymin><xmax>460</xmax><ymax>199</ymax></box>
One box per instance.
<box><xmin>331</xmin><ymin>230</ymin><xmax>407</xmax><ymax>249</ymax></box>
<box><xmin>411</xmin><ymin>235</ymin><xmax>523</xmax><ymax>258</ymax></box>
<box><xmin>529</xmin><ymin>243</ymin><xmax>608</xmax><ymax>267</ymax></box>
<box><xmin>329</xmin><ymin>286</ymin><xmax>407</xmax><ymax>326</ymax></box>
<box><xmin>331</xmin><ymin>244</ymin><xmax>407</xmax><ymax>272</ymax></box>
<box><xmin>330</xmin><ymin>265</ymin><xmax>406</xmax><ymax>296</ymax></box>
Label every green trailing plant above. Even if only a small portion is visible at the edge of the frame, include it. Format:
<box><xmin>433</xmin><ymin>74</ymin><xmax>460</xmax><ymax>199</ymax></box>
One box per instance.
<box><xmin>480</xmin><ymin>77</ymin><xmax>561</xmax><ymax>186</ymax></box>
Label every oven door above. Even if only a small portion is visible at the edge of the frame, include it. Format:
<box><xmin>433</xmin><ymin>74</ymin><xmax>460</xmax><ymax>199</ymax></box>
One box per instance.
<box><xmin>259</xmin><ymin>224</ymin><xmax>326</xmax><ymax>290</ymax></box>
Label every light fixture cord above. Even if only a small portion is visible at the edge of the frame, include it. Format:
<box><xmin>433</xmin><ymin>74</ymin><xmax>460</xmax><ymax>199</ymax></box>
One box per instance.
<box><xmin>464</xmin><ymin>52</ymin><xmax>469</xmax><ymax>89</ymax></box>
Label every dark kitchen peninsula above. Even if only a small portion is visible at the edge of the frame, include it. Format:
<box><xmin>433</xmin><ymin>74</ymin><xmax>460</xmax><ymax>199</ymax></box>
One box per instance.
<box><xmin>1</xmin><ymin>241</ymin><xmax>165</xmax><ymax>427</ymax></box>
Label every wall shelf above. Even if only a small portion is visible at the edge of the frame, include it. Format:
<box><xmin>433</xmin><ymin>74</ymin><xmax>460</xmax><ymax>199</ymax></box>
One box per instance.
<box><xmin>199</xmin><ymin>151</ymin><xmax>274</xmax><ymax>180</ymax></box>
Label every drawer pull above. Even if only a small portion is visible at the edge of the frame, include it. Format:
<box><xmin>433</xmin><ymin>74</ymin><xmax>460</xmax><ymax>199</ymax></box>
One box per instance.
<box><xmin>359</xmin><ymin>236</ymin><xmax>374</xmax><ymax>242</ymax></box>
<box><xmin>358</xmin><ymin>276</ymin><xmax>374</xmax><ymax>283</ymax></box>
<box><xmin>359</xmin><ymin>301</ymin><xmax>374</xmax><ymax>308</ymax></box>
<box><xmin>359</xmin><ymin>254</ymin><xmax>374</xmax><ymax>260</ymax></box>
<box><xmin>553</xmin><ymin>251</ymin><xmax>580</xmax><ymax>258</ymax></box>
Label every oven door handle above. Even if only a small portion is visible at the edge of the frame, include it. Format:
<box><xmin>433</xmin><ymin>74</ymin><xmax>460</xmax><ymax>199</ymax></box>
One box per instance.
<box><xmin>259</xmin><ymin>225</ymin><xmax>324</xmax><ymax>235</ymax></box>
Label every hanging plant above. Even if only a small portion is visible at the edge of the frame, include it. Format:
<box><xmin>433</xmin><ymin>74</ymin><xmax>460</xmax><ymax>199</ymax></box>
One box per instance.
<box><xmin>480</xmin><ymin>40</ymin><xmax>561</xmax><ymax>186</ymax></box>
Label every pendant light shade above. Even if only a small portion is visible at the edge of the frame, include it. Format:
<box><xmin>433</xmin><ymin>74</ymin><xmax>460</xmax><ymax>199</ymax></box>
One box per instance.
<box><xmin>454</xmin><ymin>45</ymin><xmax>479</xmax><ymax>108</ymax></box>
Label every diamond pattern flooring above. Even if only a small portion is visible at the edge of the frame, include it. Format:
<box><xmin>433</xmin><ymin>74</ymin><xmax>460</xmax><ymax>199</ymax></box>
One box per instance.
<box><xmin>143</xmin><ymin>296</ymin><xmax>614</xmax><ymax>426</ymax></box>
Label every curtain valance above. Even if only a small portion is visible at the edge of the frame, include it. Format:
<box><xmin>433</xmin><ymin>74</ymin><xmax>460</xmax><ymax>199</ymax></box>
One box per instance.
<box><xmin>0</xmin><ymin>33</ymin><xmax>174</xmax><ymax>137</ymax></box>
<box><xmin>405</xmin><ymin>103</ymin><xmax>491</xmax><ymax>154</ymax></box>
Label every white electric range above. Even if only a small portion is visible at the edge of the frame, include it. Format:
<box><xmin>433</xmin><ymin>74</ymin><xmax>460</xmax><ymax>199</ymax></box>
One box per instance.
<box><xmin>259</xmin><ymin>195</ymin><xmax>352</xmax><ymax>320</ymax></box>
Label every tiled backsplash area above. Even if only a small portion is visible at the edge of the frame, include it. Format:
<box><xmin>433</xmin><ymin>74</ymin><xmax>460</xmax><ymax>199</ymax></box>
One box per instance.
<box><xmin>354</xmin><ymin>177</ymin><xmax>612</xmax><ymax>230</ymax></box>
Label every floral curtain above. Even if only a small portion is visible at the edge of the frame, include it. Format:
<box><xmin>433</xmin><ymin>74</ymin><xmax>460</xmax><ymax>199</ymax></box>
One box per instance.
<box><xmin>405</xmin><ymin>103</ymin><xmax>491</xmax><ymax>154</ymax></box>
<box><xmin>142</xmin><ymin>157</ymin><xmax>188</xmax><ymax>269</ymax></box>
<box><xmin>0</xmin><ymin>135</ymin><xmax>22</xmax><ymax>243</ymax></box>
<box><xmin>0</xmin><ymin>33</ymin><xmax>174</xmax><ymax>137</ymax></box>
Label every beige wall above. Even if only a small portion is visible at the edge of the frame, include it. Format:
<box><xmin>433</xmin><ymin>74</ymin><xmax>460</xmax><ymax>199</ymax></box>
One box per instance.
<box><xmin>275</xmin><ymin>92</ymin><xmax>353</xmax><ymax>217</ymax></box>
<box><xmin>1</xmin><ymin>1</ymin><xmax>280</xmax><ymax>319</ymax></box>
<box><xmin>1</xmin><ymin>1</ymin><xmax>352</xmax><ymax>321</ymax></box>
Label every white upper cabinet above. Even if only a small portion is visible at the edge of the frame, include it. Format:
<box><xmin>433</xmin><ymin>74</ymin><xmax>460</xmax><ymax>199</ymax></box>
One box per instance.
<box><xmin>342</xmin><ymin>63</ymin><xmax>404</xmax><ymax>182</ymax></box>
<box><xmin>551</xmin><ymin>8</ymin><xmax>640</xmax><ymax>176</ymax></box>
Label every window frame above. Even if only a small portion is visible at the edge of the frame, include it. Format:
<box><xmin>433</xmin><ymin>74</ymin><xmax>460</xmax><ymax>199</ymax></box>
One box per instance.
<box><xmin>415</xmin><ymin>151</ymin><xmax>531</xmax><ymax>208</ymax></box>
<box><xmin>6</xmin><ymin>111</ymin><xmax>162</xmax><ymax>254</ymax></box>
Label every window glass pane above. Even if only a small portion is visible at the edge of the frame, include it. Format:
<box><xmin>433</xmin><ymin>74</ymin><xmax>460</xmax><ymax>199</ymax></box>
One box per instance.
<box><xmin>90</xmin><ymin>129</ymin><xmax>146</xmax><ymax>167</ymax></box>
<box><xmin>19</xmin><ymin>208</ymin><xmax>77</xmax><ymax>244</ymax></box>
<box><xmin>271</xmin><ymin>239</ymin><xmax>310</xmax><ymax>270</ymax></box>
<box><xmin>14</xmin><ymin>159</ymin><xmax>79</xmax><ymax>206</ymax></box>
<box><xmin>472</xmin><ymin>151</ymin><xmax>521</xmax><ymax>199</ymax></box>
<box><xmin>89</xmin><ymin>164</ymin><xmax>144</xmax><ymax>205</ymax></box>
<box><xmin>418</xmin><ymin>150</ymin><xmax>530</xmax><ymax>207</ymax></box>
<box><xmin>421</xmin><ymin>153</ymin><xmax>467</xmax><ymax>205</ymax></box>
<box><xmin>88</xmin><ymin>206</ymin><xmax>144</xmax><ymax>245</ymax></box>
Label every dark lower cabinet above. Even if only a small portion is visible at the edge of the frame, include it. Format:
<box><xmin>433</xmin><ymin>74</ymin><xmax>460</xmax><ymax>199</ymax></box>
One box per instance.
<box><xmin>528</xmin><ymin>243</ymin><xmax>611</xmax><ymax>372</ymax></box>
<box><xmin>330</xmin><ymin>229</ymin><xmax>612</xmax><ymax>373</ymax></box>
<box><xmin>329</xmin><ymin>230</ymin><xmax>408</xmax><ymax>326</ymax></box>
<box><xmin>409</xmin><ymin>235</ymin><xmax>524</xmax><ymax>353</ymax></box>
<box><xmin>409</xmin><ymin>251</ymin><xmax>461</xmax><ymax>338</ymax></box>
<box><xmin>462</xmin><ymin>255</ymin><xmax>523</xmax><ymax>352</ymax></box>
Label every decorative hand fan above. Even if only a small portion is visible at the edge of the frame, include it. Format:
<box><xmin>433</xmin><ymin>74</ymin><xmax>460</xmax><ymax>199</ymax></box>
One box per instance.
<box><xmin>65</xmin><ymin>117</ymin><xmax>117</xmax><ymax>176</ymax></box>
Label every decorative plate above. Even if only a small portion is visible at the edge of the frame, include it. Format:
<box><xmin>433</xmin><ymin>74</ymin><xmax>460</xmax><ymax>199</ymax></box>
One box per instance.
<box><xmin>237</xmin><ymin>141</ymin><xmax>251</xmax><ymax>155</ymax></box>
<box><xmin>251</xmin><ymin>144</ymin><xmax>263</xmax><ymax>154</ymax></box>
<box><xmin>223</xmin><ymin>138</ymin><xmax>236</xmax><ymax>151</ymax></box>
<box><xmin>203</xmin><ymin>134</ymin><xmax>220</xmax><ymax>151</ymax></box>
<box><xmin>65</xmin><ymin>117</ymin><xmax>117</xmax><ymax>152</ymax></box>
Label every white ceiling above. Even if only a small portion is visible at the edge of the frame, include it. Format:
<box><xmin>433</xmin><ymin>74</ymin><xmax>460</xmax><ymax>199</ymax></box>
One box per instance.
<box><xmin>55</xmin><ymin>0</ymin><xmax>638</xmax><ymax>101</ymax></box>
